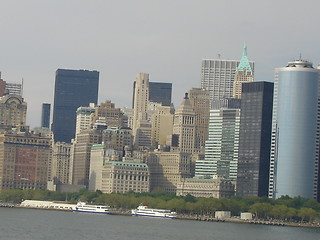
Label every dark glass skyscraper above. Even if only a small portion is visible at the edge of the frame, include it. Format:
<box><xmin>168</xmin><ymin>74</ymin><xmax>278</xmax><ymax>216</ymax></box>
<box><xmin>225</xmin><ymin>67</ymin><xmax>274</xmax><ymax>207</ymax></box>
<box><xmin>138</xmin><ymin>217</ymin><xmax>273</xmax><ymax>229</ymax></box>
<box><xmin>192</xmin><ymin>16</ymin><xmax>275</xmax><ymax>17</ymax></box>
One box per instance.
<box><xmin>132</xmin><ymin>81</ymin><xmax>172</xmax><ymax>107</ymax></box>
<box><xmin>52</xmin><ymin>69</ymin><xmax>99</xmax><ymax>143</ymax></box>
<box><xmin>41</xmin><ymin>103</ymin><xmax>51</xmax><ymax>128</ymax></box>
<box><xmin>236</xmin><ymin>81</ymin><xmax>273</xmax><ymax>197</ymax></box>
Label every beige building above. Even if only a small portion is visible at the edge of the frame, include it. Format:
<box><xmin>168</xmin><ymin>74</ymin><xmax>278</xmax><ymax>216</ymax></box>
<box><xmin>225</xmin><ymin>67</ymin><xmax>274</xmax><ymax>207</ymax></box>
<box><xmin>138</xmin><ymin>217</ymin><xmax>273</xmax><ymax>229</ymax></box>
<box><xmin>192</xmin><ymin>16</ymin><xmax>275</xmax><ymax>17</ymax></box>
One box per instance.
<box><xmin>147</xmin><ymin>151</ymin><xmax>193</xmax><ymax>193</ymax></box>
<box><xmin>0</xmin><ymin>131</ymin><xmax>51</xmax><ymax>190</ymax></box>
<box><xmin>70</xmin><ymin>128</ymin><xmax>102</xmax><ymax>186</ymax></box>
<box><xmin>102</xmin><ymin>127</ymin><xmax>133</xmax><ymax>158</ymax></box>
<box><xmin>171</xmin><ymin>93</ymin><xmax>196</xmax><ymax>154</ymax></box>
<box><xmin>89</xmin><ymin>144</ymin><xmax>149</xmax><ymax>193</ymax></box>
<box><xmin>51</xmin><ymin>142</ymin><xmax>72</xmax><ymax>184</ymax></box>
<box><xmin>92</xmin><ymin>100</ymin><xmax>125</xmax><ymax>127</ymax></box>
<box><xmin>188</xmin><ymin>88</ymin><xmax>210</xmax><ymax>150</ymax></box>
<box><xmin>0</xmin><ymin>94</ymin><xmax>27</xmax><ymax>131</ymax></box>
<box><xmin>176</xmin><ymin>177</ymin><xmax>235</xmax><ymax>198</ymax></box>
<box><xmin>151</xmin><ymin>105</ymin><xmax>174</xmax><ymax>147</ymax></box>
<box><xmin>75</xmin><ymin>103</ymin><xmax>95</xmax><ymax>137</ymax></box>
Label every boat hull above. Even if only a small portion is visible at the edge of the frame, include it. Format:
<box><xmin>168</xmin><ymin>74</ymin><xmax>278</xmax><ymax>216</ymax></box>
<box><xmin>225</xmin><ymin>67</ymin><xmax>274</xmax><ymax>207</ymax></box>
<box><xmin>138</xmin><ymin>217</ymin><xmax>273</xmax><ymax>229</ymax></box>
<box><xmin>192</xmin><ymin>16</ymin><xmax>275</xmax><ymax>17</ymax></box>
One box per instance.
<box><xmin>131</xmin><ymin>213</ymin><xmax>176</xmax><ymax>219</ymax></box>
<box><xmin>72</xmin><ymin>209</ymin><xmax>111</xmax><ymax>214</ymax></box>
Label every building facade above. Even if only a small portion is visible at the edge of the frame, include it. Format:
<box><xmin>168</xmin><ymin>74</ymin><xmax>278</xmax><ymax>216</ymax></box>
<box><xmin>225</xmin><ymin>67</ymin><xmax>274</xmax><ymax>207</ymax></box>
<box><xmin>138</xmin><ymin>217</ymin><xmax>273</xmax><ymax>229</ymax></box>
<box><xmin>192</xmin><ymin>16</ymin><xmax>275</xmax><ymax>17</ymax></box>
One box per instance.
<box><xmin>188</xmin><ymin>88</ymin><xmax>210</xmax><ymax>149</ymax></box>
<box><xmin>41</xmin><ymin>103</ymin><xmax>51</xmax><ymax>128</ymax></box>
<box><xmin>236</xmin><ymin>82</ymin><xmax>274</xmax><ymax>197</ymax></box>
<box><xmin>75</xmin><ymin>103</ymin><xmax>95</xmax><ymax>137</ymax></box>
<box><xmin>147</xmin><ymin>151</ymin><xmax>193</xmax><ymax>193</ymax></box>
<box><xmin>269</xmin><ymin>60</ymin><xmax>319</xmax><ymax>199</ymax></box>
<box><xmin>176</xmin><ymin>177</ymin><xmax>235</xmax><ymax>198</ymax></box>
<box><xmin>195</xmin><ymin>101</ymin><xmax>240</xmax><ymax>181</ymax></box>
<box><xmin>0</xmin><ymin>94</ymin><xmax>27</xmax><ymax>130</ymax></box>
<box><xmin>52</xmin><ymin>69</ymin><xmax>99</xmax><ymax>143</ymax></box>
<box><xmin>0</xmin><ymin>132</ymin><xmax>51</xmax><ymax>190</ymax></box>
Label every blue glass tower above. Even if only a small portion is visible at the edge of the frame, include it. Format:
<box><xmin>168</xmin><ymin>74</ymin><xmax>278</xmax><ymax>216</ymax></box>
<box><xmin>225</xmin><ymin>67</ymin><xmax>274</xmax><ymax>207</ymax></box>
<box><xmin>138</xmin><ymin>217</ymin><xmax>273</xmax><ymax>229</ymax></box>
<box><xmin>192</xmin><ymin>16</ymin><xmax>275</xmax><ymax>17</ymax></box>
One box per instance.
<box><xmin>269</xmin><ymin>60</ymin><xmax>319</xmax><ymax>199</ymax></box>
<box><xmin>52</xmin><ymin>69</ymin><xmax>99</xmax><ymax>143</ymax></box>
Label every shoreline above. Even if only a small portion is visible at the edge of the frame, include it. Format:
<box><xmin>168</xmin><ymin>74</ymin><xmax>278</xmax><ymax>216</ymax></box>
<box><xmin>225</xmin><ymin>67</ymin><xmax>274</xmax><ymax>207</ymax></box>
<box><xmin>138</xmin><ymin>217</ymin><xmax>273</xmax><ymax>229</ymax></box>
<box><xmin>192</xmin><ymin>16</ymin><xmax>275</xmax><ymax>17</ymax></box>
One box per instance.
<box><xmin>1</xmin><ymin>203</ymin><xmax>319</xmax><ymax>229</ymax></box>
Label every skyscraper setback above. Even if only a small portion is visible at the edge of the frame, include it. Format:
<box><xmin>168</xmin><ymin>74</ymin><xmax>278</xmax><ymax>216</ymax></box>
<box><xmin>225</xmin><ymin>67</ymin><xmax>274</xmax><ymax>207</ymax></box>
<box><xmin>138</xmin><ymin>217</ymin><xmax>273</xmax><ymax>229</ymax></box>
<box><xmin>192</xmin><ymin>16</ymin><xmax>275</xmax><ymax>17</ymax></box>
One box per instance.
<box><xmin>52</xmin><ymin>69</ymin><xmax>99</xmax><ymax>143</ymax></box>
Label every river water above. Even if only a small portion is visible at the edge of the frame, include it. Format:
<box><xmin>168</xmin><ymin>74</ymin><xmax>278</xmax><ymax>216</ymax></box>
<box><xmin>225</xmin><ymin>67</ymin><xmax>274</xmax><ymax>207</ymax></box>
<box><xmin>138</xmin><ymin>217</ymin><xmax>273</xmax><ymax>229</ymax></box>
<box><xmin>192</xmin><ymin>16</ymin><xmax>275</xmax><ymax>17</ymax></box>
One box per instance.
<box><xmin>0</xmin><ymin>208</ymin><xmax>319</xmax><ymax>240</ymax></box>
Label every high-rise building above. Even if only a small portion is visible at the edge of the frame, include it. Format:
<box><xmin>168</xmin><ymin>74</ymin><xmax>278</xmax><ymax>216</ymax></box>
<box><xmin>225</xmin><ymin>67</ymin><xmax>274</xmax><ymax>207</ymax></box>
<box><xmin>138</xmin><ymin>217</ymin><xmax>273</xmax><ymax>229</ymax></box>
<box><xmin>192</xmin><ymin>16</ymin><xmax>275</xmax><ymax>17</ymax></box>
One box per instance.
<box><xmin>195</xmin><ymin>99</ymin><xmax>241</xmax><ymax>181</ymax></box>
<box><xmin>172</xmin><ymin>93</ymin><xmax>196</xmax><ymax>154</ymax></box>
<box><xmin>232</xmin><ymin>44</ymin><xmax>254</xmax><ymax>98</ymax></box>
<box><xmin>201</xmin><ymin>47</ymin><xmax>254</xmax><ymax>106</ymax></box>
<box><xmin>133</xmin><ymin>81</ymin><xmax>172</xmax><ymax>107</ymax></box>
<box><xmin>188</xmin><ymin>88</ymin><xmax>210</xmax><ymax>149</ymax></box>
<box><xmin>147</xmin><ymin>151</ymin><xmax>193</xmax><ymax>193</ymax></box>
<box><xmin>132</xmin><ymin>73</ymin><xmax>149</xmax><ymax>133</ymax></box>
<box><xmin>75</xmin><ymin>103</ymin><xmax>95</xmax><ymax>137</ymax></box>
<box><xmin>236</xmin><ymin>82</ymin><xmax>274</xmax><ymax>197</ymax></box>
<box><xmin>70</xmin><ymin>128</ymin><xmax>102</xmax><ymax>187</ymax></box>
<box><xmin>51</xmin><ymin>142</ymin><xmax>72</xmax><ymax>185</ymax></box>
<box><xmin>41</xmin><ymin>103</ymin><xmax>51</xmax><ymax>128</ymax></box>
<box><xmin>52</xmin><ymin>69</ymin><xmax>99</xmax><ymax>143</ymax></box>
<box><xmin>0</xmin><ymin>132</ymin><xmax>51</xmax><ymax>190</ymax></box>
<box><xmin>91</xmin><ymin>100</ymin><xmax>125</xmax><ymax>127</ymax></box>
<box><xmin>151</xmin><ymin>105</ymin><xmax>174</xmax><ymax>147</ymax></box>
<box><xmin>269</xmin><ymin>60</ymin><xmax>319</xmax><ymax>199</ymax></box>
<box><xmin>0</xmin><ymin>94</ymin><xmax>27</xmax><ymax>130</ymax></box>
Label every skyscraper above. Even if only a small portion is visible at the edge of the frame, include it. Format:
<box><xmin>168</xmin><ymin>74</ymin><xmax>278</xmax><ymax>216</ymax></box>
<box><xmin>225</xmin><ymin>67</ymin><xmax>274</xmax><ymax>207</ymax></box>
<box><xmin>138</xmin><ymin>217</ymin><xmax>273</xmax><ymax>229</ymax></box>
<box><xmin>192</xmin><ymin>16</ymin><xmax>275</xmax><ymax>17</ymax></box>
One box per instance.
<box><xmin>195</xmin><ymin>99</ymin><xmax>241</xmax><ymax>181</ymax></box>
<box><xmin>232</xmin><ymin>44</ymin><xmax>254</xmax><ymax>98</ymax></box>
<box><xmin>236</xmin><ymin>82</ymin><xmax>273</xmax><ymax>197</ymax></box>
<box><xmin>52</xmin><ymin>69</ymin><xmax>99</xmax><ymax>143</ymax></box>
<box><xmin>188</xmin><ymin>88</ymin><xmax>210</xmax><ymax>149</ymax></box>
<box><xmin>132</xmin><ymin>81</ymin><xmax>172</xmax><ymax>107</ymax></box>
<box><xmin>269</xmin><ymin>60</ymin><xmax>319</xmax><ymax>199</ymax></box>
<box><xmin>172</xmin><ymin>93</ymin><xmax>196</xmax><ymax>154</ymax></box>
<box><xmin>201</xmin><ymin>47</ymin><xmax>254</xmax><ymax>105</ymax></box>
<box><xmin>41</xmin><ymin>103</ymin><xmax>51</xmax><ymax>128</ymax></box>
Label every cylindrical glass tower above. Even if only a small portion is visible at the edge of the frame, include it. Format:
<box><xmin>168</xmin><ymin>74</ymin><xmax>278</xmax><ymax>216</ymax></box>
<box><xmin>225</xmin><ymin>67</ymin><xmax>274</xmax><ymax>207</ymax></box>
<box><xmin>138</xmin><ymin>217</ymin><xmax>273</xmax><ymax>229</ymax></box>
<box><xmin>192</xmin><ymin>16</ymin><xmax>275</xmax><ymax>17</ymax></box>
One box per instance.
<box><xmin>274</xmin><ymin>60</ymin><xmax>318</xmax><ymax>199</ymax></box>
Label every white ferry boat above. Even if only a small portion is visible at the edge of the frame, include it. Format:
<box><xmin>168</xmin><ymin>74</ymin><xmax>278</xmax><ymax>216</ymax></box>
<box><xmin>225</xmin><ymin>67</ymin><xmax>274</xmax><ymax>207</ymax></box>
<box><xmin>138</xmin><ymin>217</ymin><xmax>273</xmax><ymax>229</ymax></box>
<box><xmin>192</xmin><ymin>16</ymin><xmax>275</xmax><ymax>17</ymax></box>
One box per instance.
<box><xmin>72</xmin><ymin>201</ymin><xmax>111</xmax><ymax>214</ymax></box>
<box><xmin>131</xmin><ymin>205</ymin><xmax>177</xmax><ymax>219</ymax></box>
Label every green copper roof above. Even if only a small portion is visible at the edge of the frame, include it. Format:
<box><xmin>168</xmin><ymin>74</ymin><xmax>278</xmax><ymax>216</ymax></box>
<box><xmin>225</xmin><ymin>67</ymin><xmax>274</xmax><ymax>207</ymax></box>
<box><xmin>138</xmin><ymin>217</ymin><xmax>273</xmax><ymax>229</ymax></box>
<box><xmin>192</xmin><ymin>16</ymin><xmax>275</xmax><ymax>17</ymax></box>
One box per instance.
<box><xmin>237</xmin><ymin>43</ymin><xmax>252</xmax><ymax>72</ymax></box>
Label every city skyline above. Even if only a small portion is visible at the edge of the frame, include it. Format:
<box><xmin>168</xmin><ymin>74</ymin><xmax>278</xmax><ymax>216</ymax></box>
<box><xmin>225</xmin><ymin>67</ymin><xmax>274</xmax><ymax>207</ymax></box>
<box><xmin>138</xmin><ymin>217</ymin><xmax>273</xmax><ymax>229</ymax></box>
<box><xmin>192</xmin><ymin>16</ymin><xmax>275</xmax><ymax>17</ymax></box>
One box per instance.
<box><xmin>0</xmin><ymin>1</ymin><xmax>319</xmax><ymax>128</ymax></box>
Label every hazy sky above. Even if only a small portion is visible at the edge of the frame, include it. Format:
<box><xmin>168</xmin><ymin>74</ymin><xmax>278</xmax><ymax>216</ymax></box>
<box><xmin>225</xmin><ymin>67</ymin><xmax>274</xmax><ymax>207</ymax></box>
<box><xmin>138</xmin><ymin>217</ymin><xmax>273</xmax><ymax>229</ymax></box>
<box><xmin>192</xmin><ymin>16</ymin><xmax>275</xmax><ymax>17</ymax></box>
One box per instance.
<box><xmin>0</xmin><ymin>0</ymin><xmax>319</xmax><ymax>128</ymax></box>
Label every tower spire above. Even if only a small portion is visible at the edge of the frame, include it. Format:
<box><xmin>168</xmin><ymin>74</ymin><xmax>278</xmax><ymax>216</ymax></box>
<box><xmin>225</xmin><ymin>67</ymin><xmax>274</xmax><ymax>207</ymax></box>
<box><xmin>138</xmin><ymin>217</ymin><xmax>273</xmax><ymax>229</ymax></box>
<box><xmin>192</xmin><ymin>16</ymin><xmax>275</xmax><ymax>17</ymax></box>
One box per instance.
<box><xmin>237</xmin><ymin>42</ymin><xmax>252</xmax><ymax>72</ymax></box>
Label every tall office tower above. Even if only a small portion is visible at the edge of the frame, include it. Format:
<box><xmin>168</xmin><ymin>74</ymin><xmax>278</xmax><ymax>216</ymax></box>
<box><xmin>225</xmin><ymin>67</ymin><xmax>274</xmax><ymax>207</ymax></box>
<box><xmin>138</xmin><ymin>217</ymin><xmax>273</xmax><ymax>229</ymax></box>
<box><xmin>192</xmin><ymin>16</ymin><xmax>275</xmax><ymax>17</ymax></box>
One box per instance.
<box><xmin>5</xmin><ymin>82</ymin><xmax>23</xmax><ymax>96</ymax></box>
<box><xmin>195</xmin><ymin>99</ymin><xmax>241</xmax><ymax>181</ymax></box>
<box><xmin>147</xmin><ymin>151</ymin><xmax>193</xmax><ymax>193</ymax></box>
<box><xmin>172</xmin><ymin>93</ymin><xmax>196</xmax><ymax>154</ymax></box>
<box><xmin>269</xmin><ymin>60</ymin><xmax>319</xmax><ymax>199</ymax></box>
<box><xmin>52</xmin><ymin>69</ymin><xmax>99</xmax><ymax>143</ymax></box>
<box><xmin>132</xmin><ymin>81</ymin><xmax>172</xmax><ymax>107</ymax></box>
<box><xmin>51</xmin><ymin>142</ymin><xmax>72</xmax><ymax>184</ymax></box>
<box><xmin>232</xmin><ymin>44</ymin><xmax>254</xmax><ymax>98</ymax></box>
<box><xmin>0</xmin><ymin>94</ymin><xmax>27</xmax><ymax>130</ymax></box>
<box><xmin>91</xmin><ymin>100</ymin><xmax>125</xmax><ymax>127</ymax></box>
<box><xmin>75</xmin><ymin>103</ymin><xmax>95</xmax><ymax>137</ymax></box>
<box><xmin>201</xmin><ymin>47</ymin><xmax>254</xmax><ymax>105</ymax></box>
<box><xmin>0</xmin><ymin>132</ymin><xmax>51</xmax><ymax>190</ymax></box>
<box><xmin>132</xmin><ymin>73</ymin><xmax>149</xmax><ymax>133</ymax></box>
<box><xmin>188</xmin><ymin>88</ymin><xmax>210</xmax><ymax>149</ymax></box>
<box><xmin>236</xmin><ymin>82</ymin><xmax>274</xmax><ymax>197</ymax></box>
<box><xmin>70</xmin><ymin>128</ymin><xmax>102</xmax><ymax>187</ymax></box>
<box><xmin>41</xmin><ymin>103</ymin><xmax>51</xmax><ymax>128</ymax></box>
<box><xmin>121</xmin><ymin>107</ymin><xmax>134</xmax><ymax>128</ymax></box>
<box><xmin>151</xmin><ymin>105</ymin><xmax>174</xmax><ymax>147</ymax></box>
